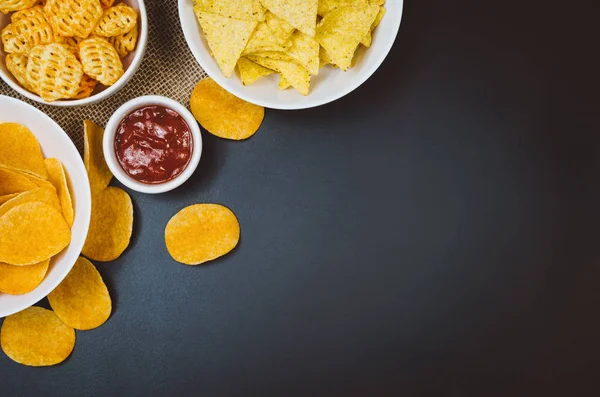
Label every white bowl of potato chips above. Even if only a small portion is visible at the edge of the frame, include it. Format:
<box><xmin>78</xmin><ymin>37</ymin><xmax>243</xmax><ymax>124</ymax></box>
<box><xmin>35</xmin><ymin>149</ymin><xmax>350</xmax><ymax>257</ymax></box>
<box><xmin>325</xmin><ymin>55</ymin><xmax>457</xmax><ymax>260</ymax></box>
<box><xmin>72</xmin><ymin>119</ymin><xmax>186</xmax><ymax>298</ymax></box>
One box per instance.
<box><xmin>0</xmin><ymin>0</ymin><xmax>148</xmax><ymax>106</ymax></box>
<box><xmin>0</xmin><ymin>96</ymin><xmax>91</xmax><ymax>318</ymax></box>
<box><xmin>179</xmin><ymin>0</ymin><xmax>403</xmax><ymax>110</ymax></box>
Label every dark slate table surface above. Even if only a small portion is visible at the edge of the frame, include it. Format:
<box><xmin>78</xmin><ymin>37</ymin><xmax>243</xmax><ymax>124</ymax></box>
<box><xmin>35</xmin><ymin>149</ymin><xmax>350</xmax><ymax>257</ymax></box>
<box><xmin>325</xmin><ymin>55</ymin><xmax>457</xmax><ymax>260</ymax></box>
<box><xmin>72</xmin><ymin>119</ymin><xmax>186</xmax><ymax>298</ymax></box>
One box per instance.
<box><xmin>2</xmin><ymin>0</ymin><xmax>599</xmax><ymax>395</ymax></box>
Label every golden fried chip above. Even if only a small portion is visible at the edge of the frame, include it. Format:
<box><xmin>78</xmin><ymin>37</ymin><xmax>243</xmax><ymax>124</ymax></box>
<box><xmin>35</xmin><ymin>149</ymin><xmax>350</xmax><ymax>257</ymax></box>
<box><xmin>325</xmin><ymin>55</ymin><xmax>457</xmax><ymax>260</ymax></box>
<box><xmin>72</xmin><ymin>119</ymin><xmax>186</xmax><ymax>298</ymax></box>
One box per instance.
<box><xmin>0</xmin><ymin>167</ymin><xmax>38</xmax><ymax>195</ymax></box>
<box><xmin>79</xmin><ymin>37</ymin><xmax>124</xmax><ymax>86</ymax></box>
<box><xmin>317</xmin><ymin>0</ymin><xmax>368</xmax><ymax>16</ymax></box>
<box><xmin>100</xmin><ymin>0</ymin><xmax>114</xmax><ymax>8</ymax></box>
<box><xmin>10</xmin><ymin>5</ymin><xmax>45</xmax><ymax>23</ymax></box>
<box><xmin>237</xmin><ymin>56</ymin><xmax>275</xmax><ymax>85</ymax></box>
<box><xmin>83</xmin><ymin>120</ymin><xmax>112</xmax><ymax>195</ymax></box>
<box><xmin>0</xmin><ymin>193</ymin><xmax>19</xmax><ymax>205</ymax></box>
<box><xmin>0</xmin><ymin>307</ymin><xmax>75</xmax><ymax>367</ymax></box>
<box><xmin>1</xmin><ymin>11</ymin><xmax>55</xmax><ymax>54</ymax></box>
<box><xmin>0</xmin><ymin>202</ymin><xmax>71</xmax><ymax>266</ymax></box>
<box><xmin>48</xmin><ymin>257</ymin><xmax>111</xmax><ymax>330</ymax></box>
<box><xmin>264</xmin><ymin>10</ymin><xmax>295</xmax><ymax>44</ymax></box>
<box><xmin>361</xmin><ymin>6</ymin><xmax>385</xmax><ymax>47</ymax></box>
<box><xmin>278</xmin><ymin>74</ymin><xmax>291</xmax><ymax>90</ymax></box>
<box><xmin>316</xmin><ymin>4</ymin><xmax>379</xmax><ymax>71</ymax></box>
<box><xmin>107</xmin><ymin>24</ymin><xmax>138</xmax><ymax>57</ymax></box>
<box><xmin>260</xmin><ymin>0</ymin><xmax>317</xmax><ymax>36</ymax></box>
<box><xmin>82</xmin><ymin>187</ymin><xmax>133</xmax><ymax>262</ymax></box>
<box><xmin>165</xmin><ymin>204</ymin><xmax>240</xmax><ymax>265</ymax></box>
<box><xmin>190</xmin><ymin>78</ymin><xmax>264</xmax><ymax>140</ymax></box>
<box><xmin>26</xmin><ymin>43</ymin><xmax>83</xmax><ymax>102</ymax></box>
<box><xmin>242</xmin><ymin>21</ymin><xmax>292</xmax><ymax>56</ymax></box>
<box><xmin>0</xmin><ymin>0</ymin><xmax>38</xmax><ymax>14</ymax></box>
<box><xmin>195</xmin><ymin>9</ymin><xmax>257</xmax><ymax>78</ymax></box>
<box><xmin>194</xmin><ymin>0</ymin><xmax>264</xmax><ymax>21</ymax></box>
<box><xmin>0</xmin><ymin>186</ymin><xmax>61</xmax><ymax>218</ymax></box>
<box><xmin>73</xmin><ymin>74</ymin><xmax>97</xmax><ymax>99</ymax></box>
<box><xmin>0</xmin><ymin>260</ymin><xmax>49</xmax><ymax>295</ymax></box>
<box><xmin>285</xmin><ymin>30</ymin><xmax>319</xmax><ymax>76</ymax></box>
<box><xmin>5</xmin><ymin>53</ymin><xmax>36</xmax><ymax>92</ymax></box>
<box><xmin>319</xmin><ymin>45</ymin><xmax>333</xmax><ymax>68</ymax></box>
<box><xmin>0</xmin><ymin>123</ymin><xmax>47</xmax><ymax>179</ymax></box>
<box><xmin>248</xmin><ymin>50</ymin><xmax>293</xmax><ymax>61</ymax></box>
<box><xmin>247</xmin><ymin>55</ymin><xmax>310</xmax><ymax>95</ymax></box>
<box><xmin>44</xmin><ymin>0</ymin><xmax>103</xmax><ymax>38</ymax></box>
<box><xmin>93</xmin><ymin>3</ymin><xmax>137</xmax><ymax>37</ymax></box>
<box><xmin>44</xmin><ymin>158</ymin><xmax>74</xmax><ymax>227</ymax></box>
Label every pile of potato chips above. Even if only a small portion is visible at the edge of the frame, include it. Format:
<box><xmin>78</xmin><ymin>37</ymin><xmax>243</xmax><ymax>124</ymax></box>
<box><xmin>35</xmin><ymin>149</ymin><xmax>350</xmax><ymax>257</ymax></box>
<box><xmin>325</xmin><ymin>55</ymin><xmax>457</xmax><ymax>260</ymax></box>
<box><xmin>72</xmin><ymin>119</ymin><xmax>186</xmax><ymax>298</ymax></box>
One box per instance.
<box><xmin>193</xmin><ymin>0</ymin><xmax>386</xmax><ymax>95</ymax></box>
<box><xmin>1</xmin><ymin>0</ymin><xmax>139</xmax><ymax>102</ymax></box>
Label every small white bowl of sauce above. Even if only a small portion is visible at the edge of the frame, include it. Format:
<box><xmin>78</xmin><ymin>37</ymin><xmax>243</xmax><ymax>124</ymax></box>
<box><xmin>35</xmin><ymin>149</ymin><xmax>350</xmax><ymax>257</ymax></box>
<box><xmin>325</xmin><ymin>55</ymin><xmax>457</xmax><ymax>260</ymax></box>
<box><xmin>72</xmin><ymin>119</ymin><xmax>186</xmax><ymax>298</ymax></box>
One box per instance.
<box><xmin>103</xmin><ymin>96</ymin><xmax>202</xmax><ymax>194</ymax></box>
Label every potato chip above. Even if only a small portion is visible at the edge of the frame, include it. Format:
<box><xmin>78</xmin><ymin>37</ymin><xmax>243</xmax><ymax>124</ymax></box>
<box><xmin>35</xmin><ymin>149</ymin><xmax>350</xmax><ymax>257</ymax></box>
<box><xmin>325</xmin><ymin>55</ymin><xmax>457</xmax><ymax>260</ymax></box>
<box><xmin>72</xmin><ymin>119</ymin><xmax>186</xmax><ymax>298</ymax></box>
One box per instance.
<box><xmin>0</xmin><ymin>186</ymin><xmax>61</xmax><ymax>218</ymax></box>
<box><xmin>0</xmin><ymin>307</ymin><xmax>75</xmax><ymax>367</ymax></box>
<box><xmin>237</xmin><ymin>57</ymin><xmax>275</xmax><ymax>85</ymax></box>
<box><xmin>26</xmin><ymin>43</ymin><xmax>84</xmax><ymax>102</ymax></box>
<box><xmin>79</xmin><ymin>37</ymin><xmax>124</xmax><ymax>86</ymax></box>
<box><xmin>317</xmin><ymin>0</ymin><xmax>367</xmax><ymax>16</ymax></box>
<box><xmin>107</xmin><ymin>24</ymin><xmax>138</xmax><ymax>57</ymax></box>
<box><xmin>242</xmin><ymin>21</ymin><xmax>292</xmax><ymax>56</ymax></box>
<box><xmin>48</xmin><ymin>257</ymin><xmax>111</xmax><ymax>330</ymax></box>
<box><xmin>285</xmin><ymin>30</ymin><xmax>319</xmax><ymax>76</ymax></box>
<box><xmin>0</xmin><ymin>123</ymin><xmax>47</xmax><ymax>179</ymax></box>
<box><xmin>83</xmin><ymin>120</ymin><xmax>112</xmax><ymax>195</ymax></box>
<box><xmin>195</xmin><ymin>9</ymin><xmax>257</xmax><ymax>78</ymax></box>
<box><xmin>0</xmin><ymin>201</ymin><xmax>71</xmax><ymax>266</ymax></box>
<box><xmin>0</xmin><ymin>260</ymin><xmax>49</xmax><ymax>295</ymax></box>
<box><xmin>247</xmin><ymin>55</ymin><xmax>310</xmax><ymax>95</ymax></box>
<box><xmin>0</xmin><ymin>0</ymin><xmax>37</xmax><ymax>14</ymax></box>
<box><xmin>194</xmin><ymin>0</ymin><xmax>265</xmax><ymax>21</ymax></box>
<box><xmin>0</xmin><ymin>167</ymin><xmax>38</xmax><ymax>195</ymax></box>
<box><xmin>82</xmin><ymin>187</ymin><xmax>133</xmax><ymax>262</ymax></box>
<box><xmin>0</xmin><ymin>193</ymin><xmax>19</xmax><ymax>205</ymax></box>
<box><xmin>361</xmin><ymin>6</ymin><xmax>385</xmax><ymax>47</ymax></box>
<box><xmin>316</xmin><ymin>4</ymin><xmax>379</xmax><ymax>71</ymax></box>
<box><xmin>1</xmin><ymin>11</ymin><xmax>55</xmax><ymax>54</ymax></box>
<box><xmin>264</xmin><ymin>10</ymin><xmax>294</xmax><ymax>44</ymax></box>
<box><xmin>44</xmin><ymin>158</ymin><xmax>74</xmax><ymax>227</ymax></box>
<box><xmin>44</xmin><ymin>0</ymin><xmax>103</xmax><ymax>38</ymax></box>
<box><xmin>93</xmin><ymin>3</ymin><xmax>137</xmax><ymax>37</ymax></box>
<box><xmin>5</xmin><ymin>53</ymin><xmax>36</xmax><ymax>91</ymax></box>
<box><xmin>165</xmin><ymin>204</ymin><xmax>240</xmax><ymax>265</ymax></box>
<box><xmin>100</xmin><ymin>0</ymin><xmax>114</xmax><ymax>8</ymax></box>
<box><xmin>190</xmin><ymin>78</ymin><xmax>264</xmax><ymax>140</ymax></box>
<box><xmin>73</xmin><ymin>74</ymin><xmax>97</xmax><ymax>99</ymax></box>
<box><xmin>10</xmin><ymin>4</ymin><xmax>45</xmax><ymax>23</ymax></box>
<box><xmin>260</xmin><ymin>0</ymin><xmax>317</xmax><ymax>36</ymax></box>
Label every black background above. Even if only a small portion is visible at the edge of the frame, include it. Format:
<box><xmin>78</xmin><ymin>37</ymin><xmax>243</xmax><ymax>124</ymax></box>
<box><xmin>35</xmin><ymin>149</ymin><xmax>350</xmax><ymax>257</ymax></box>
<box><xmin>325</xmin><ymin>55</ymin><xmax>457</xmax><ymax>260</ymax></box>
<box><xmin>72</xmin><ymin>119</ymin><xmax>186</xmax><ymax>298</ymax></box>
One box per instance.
<box><xmin>2</xmin><ymin>0</ymin><xmax>600</xmax><ymax>395</ymax></box>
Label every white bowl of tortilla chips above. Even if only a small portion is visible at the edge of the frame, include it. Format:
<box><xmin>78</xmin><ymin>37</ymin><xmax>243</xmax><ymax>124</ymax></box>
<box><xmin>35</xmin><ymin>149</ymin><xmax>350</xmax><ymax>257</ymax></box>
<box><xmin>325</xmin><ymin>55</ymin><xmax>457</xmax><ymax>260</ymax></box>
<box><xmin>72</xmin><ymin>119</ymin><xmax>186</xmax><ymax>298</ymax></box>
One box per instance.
<box><xmin>179</xmin><ymin>0</ymin><xmax>403</xmax><ymax>110</ymax></box>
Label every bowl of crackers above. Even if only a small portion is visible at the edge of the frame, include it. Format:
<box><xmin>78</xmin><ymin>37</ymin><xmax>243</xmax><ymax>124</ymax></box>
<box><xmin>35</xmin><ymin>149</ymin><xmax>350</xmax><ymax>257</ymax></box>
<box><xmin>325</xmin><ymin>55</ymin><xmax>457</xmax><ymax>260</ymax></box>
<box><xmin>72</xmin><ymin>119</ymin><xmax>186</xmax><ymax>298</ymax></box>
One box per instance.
<box><xmin>179</xmin><ymin>0</ymin><xmax>403</xmax><ymax>110</ymax></box>
<box><xmin>0</xmin><ymin>0</ymin><xmax>148</xmax><ymax>106</ymax></box>
<box><xmin>0</xmin><ymin>95</ymin><xmax>92</xmax><ymax>318</ymax></box>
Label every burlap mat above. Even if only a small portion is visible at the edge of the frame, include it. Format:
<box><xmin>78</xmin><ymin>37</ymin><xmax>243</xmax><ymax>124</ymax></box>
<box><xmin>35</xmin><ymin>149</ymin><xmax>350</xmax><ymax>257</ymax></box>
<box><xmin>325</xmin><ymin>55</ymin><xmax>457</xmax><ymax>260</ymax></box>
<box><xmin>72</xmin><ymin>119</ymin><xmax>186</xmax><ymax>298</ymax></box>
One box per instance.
<box><xmin>0</xmin><ymin>1</ymin><xmax>208</xmax><ymax>152</ymax></box>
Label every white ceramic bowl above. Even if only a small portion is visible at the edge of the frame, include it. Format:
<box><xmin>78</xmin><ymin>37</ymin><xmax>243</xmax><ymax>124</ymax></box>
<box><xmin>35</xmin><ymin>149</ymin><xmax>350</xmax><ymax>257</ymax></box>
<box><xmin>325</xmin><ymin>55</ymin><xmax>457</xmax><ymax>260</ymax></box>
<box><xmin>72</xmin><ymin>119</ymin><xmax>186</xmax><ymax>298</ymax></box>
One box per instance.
<box><xmin>0</xmin><ymin>96</ymin><xmax>92</xmax><ymax>318</ymax></box>
<box><xmin>0</xmin><ymin>0</ymin><xmax>148</xmax><ymax>107</ymax></box>
<box><xmin>103</xmin><ymin>95</ymin><xmax>202</xmax><ymax>194</ymax></box>
<box><xmin>179</xmin><ymin>0</ymin><xmax>404</xmax><ymax>110</ymax></box>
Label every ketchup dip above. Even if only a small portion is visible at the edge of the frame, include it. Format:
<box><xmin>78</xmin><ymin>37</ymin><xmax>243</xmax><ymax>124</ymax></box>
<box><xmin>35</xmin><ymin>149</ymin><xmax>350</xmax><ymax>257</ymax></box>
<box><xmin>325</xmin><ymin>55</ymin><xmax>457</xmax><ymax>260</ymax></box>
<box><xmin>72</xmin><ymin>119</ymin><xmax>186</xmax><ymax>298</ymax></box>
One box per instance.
<box><xmin>114</xmin><ymin>105</ymin><xmax>193</xmax><ymax>184</ymax></box>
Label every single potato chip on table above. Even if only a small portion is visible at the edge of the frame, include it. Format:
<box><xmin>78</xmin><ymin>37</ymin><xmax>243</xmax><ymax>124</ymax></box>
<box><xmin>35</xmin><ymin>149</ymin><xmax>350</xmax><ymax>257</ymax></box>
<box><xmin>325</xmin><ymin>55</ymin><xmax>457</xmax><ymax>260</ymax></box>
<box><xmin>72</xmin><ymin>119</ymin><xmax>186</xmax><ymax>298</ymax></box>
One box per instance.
<box><xmin>0</xmin><ymin>259</ymin><xmax>49</xmax><ymax>296</ymax></box>
<box><xmin>165</xmin><ymin>204</ymin><xmax>240</xmax><ymax>265</ymax></box>
<box><xmin>0</xmin><ymin>122</ymin><xmax>47</xmax><ymax>179</ymax></box>
<box><xmin>0</xmin><ymin>307</ymin><xmax>75</xmax><ymax>367</ymax></box>
<box><xmin>48</xmin><ymin>257</ymin><xmax>111</xmax><ymax>330</ymax></box>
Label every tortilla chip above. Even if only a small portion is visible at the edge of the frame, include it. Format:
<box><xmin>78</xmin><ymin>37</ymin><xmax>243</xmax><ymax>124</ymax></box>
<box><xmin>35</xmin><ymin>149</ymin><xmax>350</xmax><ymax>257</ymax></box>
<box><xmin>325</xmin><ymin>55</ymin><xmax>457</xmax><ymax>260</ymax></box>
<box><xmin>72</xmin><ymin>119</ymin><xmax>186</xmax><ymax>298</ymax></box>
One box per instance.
<box><xmin>278</xmin><ymin>74</ymin><xmax>291</xmax><ymax>89</ymax></box>
<box><xmin>193</xmin><ymin>0</ymin><xmax>265</xmax><ymax>21</ymax></box>
<box><xmin>319</xmin><ymin>45</ymin><xmax>333</xmax><ymax>67</ymax></box>
<box><xmin>247</xmin><ymin>55</ymin><xmax>311</xmax><ymax>95</ymax></box>
<box><xmin>318</xmin><ymin>0</ymin><xmax>368</xmax><ymax>16</ymax></box>
<box><xmin>195</xmin><ymin>8</ymin><xmax>258</xmax><ymax>77</ymax></box>
<box><xmin>285</xmin><ymin>30</ymin><xmax>320</xmax><ymax>75</ymax></box>
<box><xmin>264</xmin><ymin>10</ymin><xmax>295</xmax><ymax>44</ymax></box>
<box><xmin>0</xmin><ymin>123</ymin><xmax>47</xmax><ymax>180</ymax></box>
<box><xmin>44</xmin><ymin>158</ymin><xmax>74</xmax><ymax>227</ymax></box>
<box><xmin>0</xmin><ymin>186</ymin><xmax>61</xmax><ymax>219</ymax></box>
<box><xmin>237</xmin><ymin>57</ymin><xmax>275</xmax><ymax>85</ymax></box>
<box><xmin>0</xmin><ymin>260</ymin><xmax>49</xmax><ymax>295</ymax></box>
<box><xmin>361</xmin><ymin>6</ymin><xmax>385</xmax><ymax>47</ymax></box>
<box><xmin>242</xmin><ymin>21</ymin><xmax>292</xmax><ymax>55</ymax></box>
<box><xmin>260</xmin><ymin>0</ymin><xmax>318</xmax><ymax>36</ymax></box>
<box><xmin>83</xmin><ymin>120</ymin><xmax>112</xmax><ymax>195</ymax></box>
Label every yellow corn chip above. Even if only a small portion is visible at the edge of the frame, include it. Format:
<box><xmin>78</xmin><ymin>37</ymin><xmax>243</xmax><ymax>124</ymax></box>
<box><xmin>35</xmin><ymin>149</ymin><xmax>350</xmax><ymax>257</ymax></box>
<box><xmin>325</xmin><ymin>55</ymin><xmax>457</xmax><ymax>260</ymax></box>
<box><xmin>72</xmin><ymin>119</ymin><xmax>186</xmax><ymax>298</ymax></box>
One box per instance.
<box><xmin>285</xmin><ymin>30</ymin><xmax>319</xmax><ymax>75</ymax></box>
<box><xmin>0</xmin><ymin>167</ymin><xmax>38</xmax><ymax>195</ymax></box>
<box><xmin>0</xmin><ymin>307</ymin><xmax>75</xmax><ymax>367</ymax></box>
<box><xmin>0</xmin><ymin>0</ymin><xmax>37</xmax><ymax>14</ymax></box>
<box><xmin>193</xmin><ymin>0</ymin><xmax>265</xmax><ymax>21</ymax></box>
<box><xmin>247</xmin><ymin>55</ymin><xmax>310</xmax><ymax>95</ymax></box>
<box><xmin>237</xmin><ymin>56</ymin><xmax>275</xmax><ymax>85</ymax></box>
<box><xmin>242</xmin><ymin>21</ymin><xmax>292</xmax><ymax>55</ymax></box>
<box><xmin>190</xmin><ymin>78</ymin><xmax>264</xmax><ymax>140</ymax></box>
<box><xmin>0</xmin><ymin>260</ymin><xmax>49</xmax><ymax>295</ymax></box>
<box><xmin>48</xmin><ymin>257</ymin><xmax>111</xmax><ymax>330</ymax></box>
<box><xmin>248</xmin><ymin>50</ymin><xmax>293</xmax><ymax>61</ymax></box>
<box><xmin>195</xmin><ymin>9</ymin><xmax>258</xmax><ymax>78</ymax></box>
<box><xmin>259</xmin><ymin>0</ymin><xmax>317</xmax><ymax>36</ymax></box>
<box><xmin>319</xmin><ymin>45</ymin><xmax>333</xmax><ymax>67</ymax></box>
<box><xmin>0</xmin><ymin>201</ymin><xmax>71</xmax><ymax>266</ymax></box>
<box><xmin>44</xmin><ymin>158</ymin><xmax>74</xmax><ymax>227</ymax></box>
<box><xmin>278</xmin><ymin>74</ymin><xmax>291</xmax><ymax>89</ymax></box>
<box><xmin>0</xmin><ymin>186</ymin><xmax>61</xmax><ymax>219</ymax></box>
<box><xmin>0</xmin><ymin>123</ymin><xmax>47</xmax><ymax>179</ymax></box>
<box><xmin>83</xmin><ymin>120</ymin><xmax>113</xmax><ymax>195</ymax></box>
<box><xmin>318</xmin><ymin>0</ymin><xmax>368</xmax><ymax>16</ymax></box>
<box><xmin>165</xmin><ymin>204</ymin><xmax>240</xmax><ymax>265</ymax></box>
<box><xmin>361</xmin><ymin>6</ymin><xmax>385</xmax><ymax>47</ymax></box>
<box><xmin>316</xmin><ymin>4</ymin><xmax>379</xmax><ymax>71</ymax></box>
<box><xmin>82</xmin><ymin>187</ymin><xmax>133</xmax><ymax>262</ymax></box>
<box><xmin>93</xmin><ymin>3</ymin><xmax>138</xmax><ymax>37</ymax></box>
<box><xmin>264</xmin><ymin>10</ymin><xmax>294</xmax><ymax>44</ymax></box>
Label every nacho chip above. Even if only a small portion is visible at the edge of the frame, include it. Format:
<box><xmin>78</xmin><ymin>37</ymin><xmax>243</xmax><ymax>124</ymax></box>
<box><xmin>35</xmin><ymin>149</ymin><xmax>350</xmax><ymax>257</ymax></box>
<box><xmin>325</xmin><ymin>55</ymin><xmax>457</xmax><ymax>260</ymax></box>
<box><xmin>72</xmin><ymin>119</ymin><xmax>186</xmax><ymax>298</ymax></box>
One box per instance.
<box><xmin>190</xmin><ymin>78</ymin><xmax>264</xmax><ymax>140</ymax></box>
<box><xmin>237</xmin><ymin>57</ymin><xmax>275</xmax><ymax>85</ymax></box>
<box><xmin>249</xmin><ymin>50</ymin><xmax>293</xmax><ymax>61</ymax></box>
<box><xmin>48</xmin><ymin>257</ymin><xmax>111</xmax><ymax>330</ymax></box>
<box><xmin>0</xmin><ymin>167</ymin><xmax>38</xmax><ymax>195</ymax></box>
<box><xmin>0</xmin><ymin>260</ymin><xmax>49</xmax><ymax>295</ymax></box>
<box><xmin>193</xmin><ymin>0</ymin><xmax>265</xmax><ymax>21</ymax></box>
<box><xmin>0</xmin><ymin>123</ymin><xmax>47</xmax><ymax>179</ymax></box>
<box><xmin>242</xmin><ymin>21</ymin><xmax>292</xmax><ymax>55</ymax></box>
<box><xmin>278</xmin><ymin>74</ymin><xmax>291</xmax><ymax>89</ymax></box>
<box><xmin>316</xmin><ymin>4</ymin><xmax>379</xmax><ymax>71</ymax></box>
<box><xmin>264</xmin><ymin>10</ymin><xmax>295</xmax><ymax>44</ymax></box>
<box><xmin>195</xmin><ymin>9</ymin><xmax>257</xmax><ymax>78</ymax></box>
<box><xmin>165</xmin><ymin>204</ymin><xmax>240</xmax><ymax>265</ymax></box>
<box><xmin>0</xmin><ymin>307</ymin><xmax>75</xmax><ymax>367</ymax></box>
<box><xmin>285</xmin><ymin>31</ymin><xmax>319</xmax><ymax>75</ymax></box>
<box><xmin>82</xmin><ymin>187</ymin><xmax>133</xmax><ymax>262</ymax></box>
<box><xmin>83</xmin><ymin>120</ymin><xmax>112</xmax><ymax>195</ymax></box>
<box><xmin>0</xmin><ymin>201</ymin><xmax>71</xmax><ymax>266</ymax></box>
<box><xmin>317</xmin><ymin>0</ymin><xmax>368</xmax><ymax>16</ymax></box>
<box><xmin>0</xmin><ymin>186</ymin><xmax>61</xmax><ymax>218</ymax></box>
<box><xmin>361</xmin><ymin>6</ymin><xmax>385</xmax><ymax>47</ymax></box>
<box><xmin>260</xmin><ymin>0</ymin><xmax>318</xmax><ymax>36</ymax></box>
<box><xmin>319</xmin><ymin>45</ymin><xmax>333</xmax><ymax>67</ymax></box>
<box><xmin>44</xmin><ymin>158</ymin><xmax>74</xmax><ymax>227</ymax></box>
<box><xmin>247</xmin><ymin>55</ymin><xmax>310</xmax><ymax>95</ymax></box>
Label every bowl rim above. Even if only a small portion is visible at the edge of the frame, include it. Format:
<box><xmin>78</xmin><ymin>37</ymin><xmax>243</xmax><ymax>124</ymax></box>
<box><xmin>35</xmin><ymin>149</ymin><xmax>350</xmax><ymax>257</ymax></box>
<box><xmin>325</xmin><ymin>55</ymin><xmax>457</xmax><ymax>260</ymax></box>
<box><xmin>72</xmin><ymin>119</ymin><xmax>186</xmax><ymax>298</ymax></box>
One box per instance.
<box><xmin>0</xmin><ymin>0</ymin><xmax>149</xmax><ymax>108</ymax></box>
<box><xmin>103</xmin><ymin>95</ymin><xmax>203</xmax><ymax>194</ymax></box>
<box><xmin>0</xmin><ymin>95</ymin><xmax>92</xmax><ymax>318</ymax></box>
<box><xmin>178</xmin><ymin>0</ymin><xmax>404</xmax><ymax>110</ymax></box>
